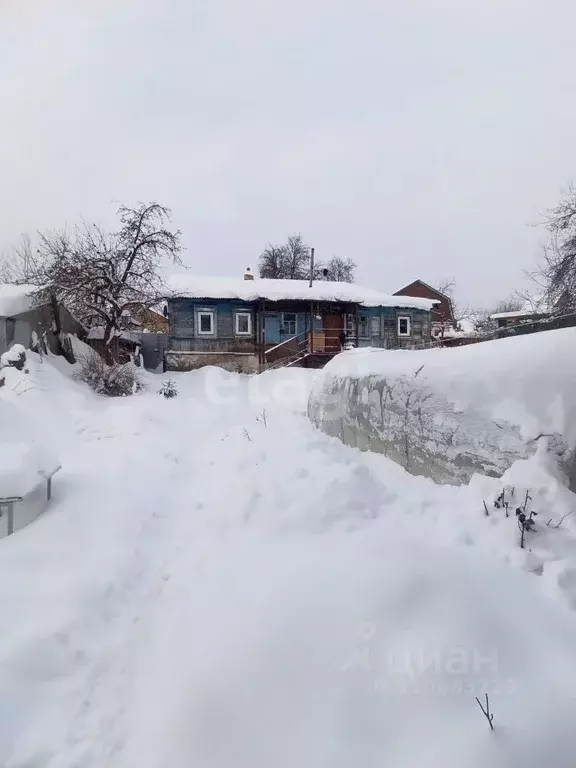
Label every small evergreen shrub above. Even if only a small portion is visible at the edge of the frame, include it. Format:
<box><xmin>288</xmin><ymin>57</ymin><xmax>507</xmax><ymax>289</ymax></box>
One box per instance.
<box><xmin>158</xmin><ymin>379</ymin><xmax>179</xmax><ymax>399</ymax></box>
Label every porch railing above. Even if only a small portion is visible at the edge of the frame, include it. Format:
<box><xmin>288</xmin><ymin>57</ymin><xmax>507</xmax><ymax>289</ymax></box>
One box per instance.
<box><xmin>262</xmin><ymin>328</ymin><xmax>348</xmax><ymax>370</ymax></box>
<box><xmin>263</xmin><ymin>331</ymin><xmax>309</xmax><ymax>368</ymax></box>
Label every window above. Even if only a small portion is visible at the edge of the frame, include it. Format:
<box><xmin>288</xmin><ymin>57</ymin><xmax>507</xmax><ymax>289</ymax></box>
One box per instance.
<box><xmin>281</xmin><ymin>313</ymin><xmax>297</xmax><ymax>336</ymax></box>
<box><xmin>397</xmin><ymin>315</ymin><xmax>411</xmax><ymax>337</ymax></box>
<box><xmin>197</xmin><ymin>310</ymin><xmax>215</xmax><ymax>335</ymax></box>
<box><xmin>345</xmin><ymin>314</ymin><xmax>370</xmax><ymax>337</ymax></box>
<box><xmin>235</xmin><ymin>311</ymin><xmax>252</xmax><ymax>335</ymax></box>
<box><xmin>370</xmin><ymin>316</ymin><xmax>380</xmax><ymax>336</ymax></box>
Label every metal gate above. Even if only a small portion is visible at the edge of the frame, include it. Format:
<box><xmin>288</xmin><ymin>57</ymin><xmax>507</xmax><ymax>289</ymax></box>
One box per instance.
<box><xmin>140</xmin><ymin>333</ymin><xmax>168</xmax><ymax>372</ymax></box>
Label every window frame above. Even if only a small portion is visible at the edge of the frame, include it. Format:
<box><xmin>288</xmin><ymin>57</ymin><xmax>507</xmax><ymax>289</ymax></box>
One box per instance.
<box><xmin>358</xmin><ymin>315</ymin><xmax>369</xmax><ymax>338</ymax></box>
<box><xmin>281</xmin><ymin>312</ymin><xmax>297</xmax><ymax>336</ymax></box>
<box><xmin>397</xmin><ymin>315</ymin><xmax>411</xmax><ymax>337</ymax></box>
<box><xmin>370</xmin><ymin>315</ymin><xmax>380</xmax><ymax>337</ymax></box>
<box><xmin>197</xmin><ymin>309</ymin><xmax>215</xmax><ymax>336</ymax></box>
<box><xmin>235</xmin><ymin>311</ymin><xmax>252</xmax><ymax>336</ymax></box>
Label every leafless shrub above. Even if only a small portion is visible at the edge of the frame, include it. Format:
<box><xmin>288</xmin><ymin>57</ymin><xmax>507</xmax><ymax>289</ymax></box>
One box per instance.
<box><xmin>74</xmin><ymin>351</ymin><xmax>142</xmax><ymax>397</ymax></box>
<box><xmin>475</xmin><ymin>693</ymin><xmax>495</xmax><ymax>731</ymax></box>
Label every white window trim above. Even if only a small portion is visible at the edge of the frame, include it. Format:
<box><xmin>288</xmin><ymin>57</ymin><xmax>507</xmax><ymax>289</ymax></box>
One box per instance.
<box><xmin>197</xmin><ymin>309</ymin><xmax>215</xmax><ymax>336</ymax></box>
<box><xmin>235</xmin><ymin>311</ymin><xmax>252</xmax><ymax>336</ymax></box>
<box><xmin>397</xmin><ymin>315</ymin><xmax>411</xmax><ymax>337</ymax></box>
<box><xmin>281</xmin><ymin>312</ymin><xmax>297</xmax><ymax>336</ymax></box>
<box><xmin>370</xmin><ymin>316</ymin><xmax>381</xmax><ymax>336</ymax></box>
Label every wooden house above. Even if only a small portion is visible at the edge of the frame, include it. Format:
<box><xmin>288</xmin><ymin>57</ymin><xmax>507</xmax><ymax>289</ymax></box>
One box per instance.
<box><xmin>393</xmin><ymin>279</ymin><xmax>455</xmax><ymax>334</ymax></box>
<box><xmin>489</xmin><ymin>308</ymin><xmax>550</xmax><ymax>329</ymax></box>
<box><xmin>165</xmin><ymin>271</ymin><xmax>436</xmax><ymax>372</ymax></box>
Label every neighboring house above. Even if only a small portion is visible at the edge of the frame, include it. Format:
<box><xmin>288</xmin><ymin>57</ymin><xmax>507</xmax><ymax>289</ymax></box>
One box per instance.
<box><xmin>165</xmin><ymin>271</ymin><xmax>436</xmax><ymax>372</ymax></box>
<box><xmin>0</xmin><ymin>284</ymin><xmax>86</xmax><ymax>358</ymax></box>
<box><xmin>124</xmin><ymin>304</ymin><xmax>169</xmax><ymax>334</ymax></box>
<box><xmin>490</xmin><ymin>308</ymin><xmax>551</xmax><ymax>329</ymax></box>
<box><xmin>86</xmin><ymin>306</ymin><xmax>169</xmax><ymax>367</ymax></box>
<box><xmin>393</xmin><ymin>280</ymin><xmax>455</xmax><ymax>334</ymax></box>
<box><xmin>86</xmin><ymin>327</ymin><xmax>142</xmax><ymax>364</ymax></box>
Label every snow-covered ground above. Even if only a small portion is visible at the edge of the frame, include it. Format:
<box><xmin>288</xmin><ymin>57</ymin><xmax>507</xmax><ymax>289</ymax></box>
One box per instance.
<box><xmin>2</xmin><ymin>351</ymin><xmax>576</xmax><ymax>766</ymax></box>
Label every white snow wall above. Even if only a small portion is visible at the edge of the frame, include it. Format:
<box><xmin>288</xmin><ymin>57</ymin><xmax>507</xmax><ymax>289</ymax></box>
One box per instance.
<box><xmin>307</xmin><ymin>328</ymin><xmax>576</xmax><ymax>486</ymax></box>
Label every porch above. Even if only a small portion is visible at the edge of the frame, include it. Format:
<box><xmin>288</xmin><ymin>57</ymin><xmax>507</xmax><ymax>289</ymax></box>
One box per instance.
<box><xmin>257</xmin><ymin>301</ymin><xmax>353</xmax><ymax>370</ymax></box>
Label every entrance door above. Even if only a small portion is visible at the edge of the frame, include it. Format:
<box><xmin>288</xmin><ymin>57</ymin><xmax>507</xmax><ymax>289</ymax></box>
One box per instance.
<box><xmin>263</xmin><ymin>313</ymin><xmax>281</xmax><ymax>344</ymax></box>
<box><xmin>324</xmin><ymin>312</ymin><xmax>343</xmax><ymax>353</ymax></box>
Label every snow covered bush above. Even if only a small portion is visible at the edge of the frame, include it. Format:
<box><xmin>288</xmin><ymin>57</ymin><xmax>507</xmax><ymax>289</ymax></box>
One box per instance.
<box><xmin>0</xmin><ymin>343</ymin><xmax>27</xmax><ymax>371</ymax></box>
<box><xmin>158</xmin><ymin>379</ymin><xmax>178</xmax><ymax>399</ymax></box>
<box><xmin>74</xmin><ymin>351</ymin><xmax>142</xmax><ymax>397</ymax></box>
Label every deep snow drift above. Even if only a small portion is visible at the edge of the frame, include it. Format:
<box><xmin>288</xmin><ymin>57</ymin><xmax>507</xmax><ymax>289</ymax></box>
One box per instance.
<box><xmin>308</xmin><ymin>328</ymin><xmax>576</xmax><ymax>484</ymax></box>
<box><xmin>2</xmin><ymin>352</ymin><xmax>576</xmax><ymax>766</ymax></box>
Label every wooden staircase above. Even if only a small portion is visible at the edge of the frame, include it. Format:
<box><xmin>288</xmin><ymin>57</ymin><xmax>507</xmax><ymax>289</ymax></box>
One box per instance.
<box><xmin>261</xmin><ymin>331</ymin><xmax>340</xmax><ymax>371</ymax></box>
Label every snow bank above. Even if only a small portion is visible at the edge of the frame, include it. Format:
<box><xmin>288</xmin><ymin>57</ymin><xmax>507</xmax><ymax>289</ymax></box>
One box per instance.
<box><xmin>308</xmin><ymin>328</ymin><xmax>576</xmax><ymax>484</ymax></box>
<box><xmin>0</xmin><ymin>441</ymin><xmax>59</xmax><ymax>499</ymax></box>
<box><xmin>0</xmin><ymin>284</ymin><xmax>40</xmax><ymax>316</ymax></box>
<box><xmin>0</xmin><ymin>362</ymin><xmax>61</xmax><ymax>533</ymax></box>
<box><xmin>167</xmin><ymin>274</ymin><xmax>436</xmax><ymax>310</ymax></box>
<box><xmin>3</xmin><ymin>359</ymin><xmax>576</xmax><ymax>765</ymax></box>
<box><xmin>140</xmin><ymin>532</ymin><xmax>576</xmax><ymax>768</ymax></box>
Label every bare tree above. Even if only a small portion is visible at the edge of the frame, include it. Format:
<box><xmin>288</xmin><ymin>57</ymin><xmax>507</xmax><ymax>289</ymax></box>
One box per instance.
<box><xmin>436</xmin><ymin>278</ymin><xmax>456</xmax><ymax>298</ymax></box>
<box><xmin>470</xmin><ymin>296</ymin><xmax>525</xmax><ymax>335</ymax></box>
<box><xmin>258</xmin><ymin>244</ymin><xmax>289</xmax><ymax>279</ymax></box>
<box><xmin>492</xmin><ymin>296</ymin><xmax>524</xmax><ymax>314</ymax></box>
<box><xmin>18</xmin><ymin>202</ymin><xmax>182</xmax><ymax>361</ymax></box>
<box><xmin>431</xmin><ymin>279</ymin><xmax>472</xmax><ymax>338</ymax></box>
<box><xmin>285</xmin><ymin>233</ymin><xmax>310</xmax><ymax>279</ymax></box>
<box><xmin>0</xmin><ymin>234</ymin><xmax>37</xmax><ymax>284</ymax></box>
<box><xmin>258</xmin><ymin>234</ymin><xmax>311</xmax><ymax>279</ymax></box>
<box><xmin>533</xmin><ymin>184</ymin><xmax>576</xmax><ymax>314</ymax></box>
<box><xmin>324</xmin><ymin>255</ymin><xmax>356</xmax><ymax>282</ymax></box>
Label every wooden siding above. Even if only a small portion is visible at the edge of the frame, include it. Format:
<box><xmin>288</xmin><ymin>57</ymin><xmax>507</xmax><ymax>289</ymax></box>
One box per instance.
<box><xmin>393</xmin><ymin>280</ymin><xmax>454</xmax><ymax>325</ymax></box>
<box><xmin>169</xmin><ymin>298</ymin><xmax>255</xmax><ymax>343</ymax></box>
<box><xmin>355</xmin><ymin>306</ymin><xmax>431</xmax><ymax>349</ymax></box>
<box><xmin>170</xmin><ymin>338</ymin><xmax>255</xmax><ymax>353</ymax></box>
<box><xmin>168</xmin><ymin>297</ymin><xmax>433</xmax><ymax>355</ymax></box>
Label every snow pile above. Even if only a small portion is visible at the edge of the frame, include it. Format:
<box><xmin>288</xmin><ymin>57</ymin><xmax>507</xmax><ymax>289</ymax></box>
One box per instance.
<box><xmin>308</xmin><ymin>328</ymin><xmax>576</xmax><ymax>484</ymax></box>
<box><xmin>3</xmin><ymin>357</ymin><xmax>576</xmax><ymax>765</ymax></box>
<box><xmin>0</xmin><ymin>343</ymin><xmax>27</xmax><ymax>370</ymax></box>
<box><xmin>0</xmin><ymin>284</ymin><xmax>40</xmax><ymax>317</ymax></box>
<box><xmin>0</xmin><ymin>362</ymin><xmax>61</xmax><ymax>499</ymax></box>
<box><xmin>167</xmin><ymin>274</ymin><xmax>436</xmax><ymax>310</ymax></box>
<box><xmin>0</xmin><ymin>440</ymin><xmax>59</xmax><ymax>499</ymax></box>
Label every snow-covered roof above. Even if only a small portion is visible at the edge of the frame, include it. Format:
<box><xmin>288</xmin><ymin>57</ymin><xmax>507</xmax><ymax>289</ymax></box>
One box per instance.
<box><xmin>490</xmin><ymin>309</ymin><xmax>548</xmax><ymax>320</ymax></box>
<box><xmin>0</xmin><ymin>284</ymin><xmax>42</xmax><ymax>317</ymax></box>
<box><xmin>167</xmin><ymin>275</ymin><xmax>437</xmax><ymax>311</ymax></box>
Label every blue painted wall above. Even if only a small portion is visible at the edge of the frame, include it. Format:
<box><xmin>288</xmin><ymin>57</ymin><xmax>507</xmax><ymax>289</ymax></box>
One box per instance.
<box><xmin>168</xmin><ymin>297</ymin><xmax>432</xmax><ymax>351</ymax></box>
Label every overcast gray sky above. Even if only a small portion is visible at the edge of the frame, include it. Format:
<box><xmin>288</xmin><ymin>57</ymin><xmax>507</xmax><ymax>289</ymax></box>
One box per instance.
<box><xmin>1</xmin><ymin>0</ymin><xmax>575</xmax><ymax>307</ymax></box>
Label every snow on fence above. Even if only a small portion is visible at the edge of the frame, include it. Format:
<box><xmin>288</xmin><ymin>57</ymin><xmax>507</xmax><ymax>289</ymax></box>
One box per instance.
<box><xmin>308</xmin><ymin>328</ymin><xmax>576</xmax><ymax>486</ymax></box>
<box><xmin>0</xmin><ymin>392</ymin><xmax>61</xmax><ymax>538</ymax></box>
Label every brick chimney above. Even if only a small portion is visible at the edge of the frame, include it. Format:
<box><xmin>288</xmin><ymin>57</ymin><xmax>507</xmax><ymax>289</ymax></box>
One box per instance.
<box><xmin>244</xmin><ymin>267</ymin><xmax>254</xmax><ymax>281</ymax></box>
